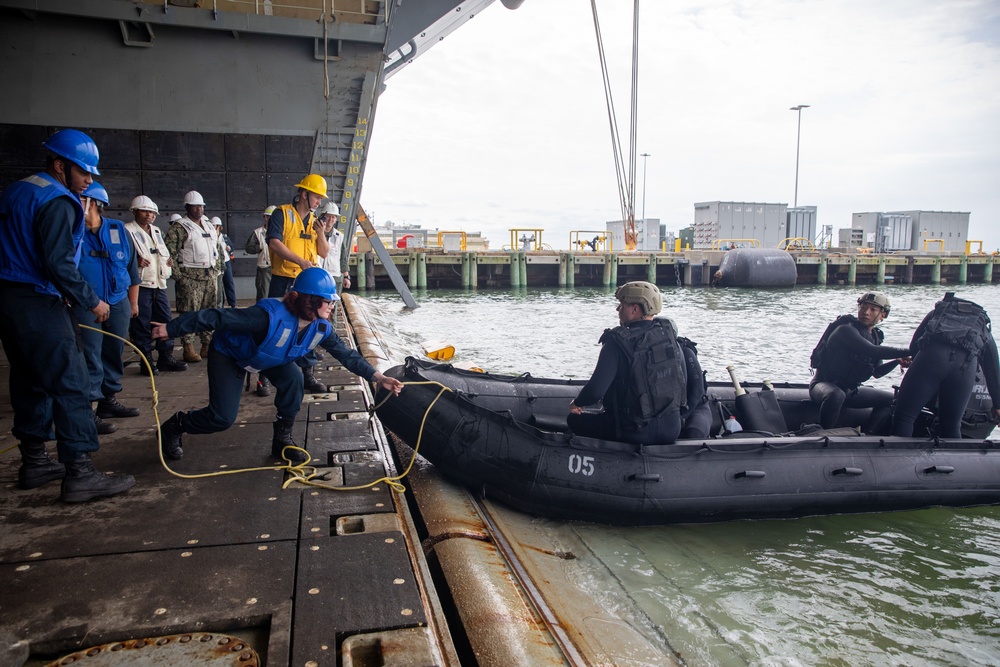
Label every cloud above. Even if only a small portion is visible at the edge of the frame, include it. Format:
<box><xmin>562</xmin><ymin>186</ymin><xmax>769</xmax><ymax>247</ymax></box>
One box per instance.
<box><xmin>364</xmin><ymin>0</ymin><xmax>1000</xmax><ymax>250</ymax></box>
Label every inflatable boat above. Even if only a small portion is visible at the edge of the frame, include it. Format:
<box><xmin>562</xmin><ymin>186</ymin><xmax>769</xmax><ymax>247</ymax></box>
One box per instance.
<box><xmin>375</xmin><ymin>358</ymin><xmax>1000</xmax><ymax>525</ymax></box>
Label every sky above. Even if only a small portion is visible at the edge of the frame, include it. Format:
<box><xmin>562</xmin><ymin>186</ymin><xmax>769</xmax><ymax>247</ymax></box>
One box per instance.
<box><xmin>361</xmin><ymin>0</ymin><xmax>1000</xmax><ymax>252</ymax></box>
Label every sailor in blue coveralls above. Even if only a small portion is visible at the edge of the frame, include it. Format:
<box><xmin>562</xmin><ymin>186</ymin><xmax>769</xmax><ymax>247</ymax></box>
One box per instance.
<box><xmin>0</xmin><ymin>129</ymin><xmax>135</xmax><ymax>502</ymax></box>
<box><xmin>153</xmin><ymin>267</ymin><xmax>403</xmax><ymax>462</ymax></box>
<box><xmin>73</xmin><ymin>182</ymin><xmax>142</xmax><ymax>434</ymax></box>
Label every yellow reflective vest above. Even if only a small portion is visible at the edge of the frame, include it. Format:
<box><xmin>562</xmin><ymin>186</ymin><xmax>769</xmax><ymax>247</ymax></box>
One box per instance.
<box><xmin>270</xmin><ymin>204</ymin><xmax>317</xmax><ymax>279</ymax></box>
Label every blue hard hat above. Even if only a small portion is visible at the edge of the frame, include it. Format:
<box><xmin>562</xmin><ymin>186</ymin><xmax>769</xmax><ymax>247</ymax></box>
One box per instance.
<box><xmin>43</xmin><ymin>129</ymin><xmax>101</xmax><ymax>176</ymax></box>
<box><xmin>82</xmin><ymin>182</ymin><xmax>109</xmax><ymax>206</ymax></box>
<box><xmin>293</xmin><ymin>267</ymin><xmax>339</xmax><ymax>301</ymax></box>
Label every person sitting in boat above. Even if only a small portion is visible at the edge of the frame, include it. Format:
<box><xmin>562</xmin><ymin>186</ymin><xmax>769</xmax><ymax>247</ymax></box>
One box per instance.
<box><xmin>892</xmin><ymin>292</ymin><xmax>1000</xmax><ymax>437</ymax></box>
<box><xmin>151</xmin><ymin>268</ymin><xmax>403</xmax><ymax>462</ymax></box>
<box><xmin>568</xmin><ymin>281</ymin><xmax>688</xmax><ymax>445</ymax></box>
<box><xmin>809</xmin><ymin>291</ymin><xmax>910</xmax><ymax>433</ymax></box>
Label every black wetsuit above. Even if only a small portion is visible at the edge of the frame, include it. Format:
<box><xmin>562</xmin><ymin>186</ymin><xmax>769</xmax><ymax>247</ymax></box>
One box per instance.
<box><xmin>892</xmin><ymin>305</ymin><xmax>1000</xmax><ymax>438</ymax></box>
<box><xmin>569</xmin><ymin>320</ymin><xmax>684</xmax><ymax>445</ymax></box>
<box><xmin>809</xmin><ymin>318</ymin><xmax>909</xmax><ymax>432</ymax></box>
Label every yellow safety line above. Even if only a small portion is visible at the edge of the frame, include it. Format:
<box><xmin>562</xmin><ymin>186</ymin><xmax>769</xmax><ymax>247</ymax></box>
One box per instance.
<box><xmin>285</xmin><ymin>380</ymin><xmax>453</xmax><ymax>492</ymax></box>
<box><xmin>2</xmin><ymin>326</ymin><xmax>452</xmax><ymax>494</ymax></box>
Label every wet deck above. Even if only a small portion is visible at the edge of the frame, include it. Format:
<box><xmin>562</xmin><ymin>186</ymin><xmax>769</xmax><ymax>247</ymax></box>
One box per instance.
<box><xmin>0</xmin><ymin>303</ymin><xmax>456</xmax><ymax>666</ymax></box>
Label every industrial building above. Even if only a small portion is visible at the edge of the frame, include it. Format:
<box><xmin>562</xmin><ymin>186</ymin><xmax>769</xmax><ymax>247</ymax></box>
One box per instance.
<box><xmin>843</xmin><ymin>210</ymin><xmax>970</xmax><ymax>252</ymax></box>
<box><xmin>692</xmin><ymin>201</ymin><xmax>788</xmax><ymax>248</ymax></box>
<box><xmin>606</xmin><ymin>217</ymin><xmax>661</xmax><ymax>251</ymax></box>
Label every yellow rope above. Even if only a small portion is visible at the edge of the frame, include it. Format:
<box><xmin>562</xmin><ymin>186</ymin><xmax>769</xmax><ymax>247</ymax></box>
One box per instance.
<box><xmin>3</xmin><ymin>326</ymin><xmax>453</xmax><ymax>495</ymax></box>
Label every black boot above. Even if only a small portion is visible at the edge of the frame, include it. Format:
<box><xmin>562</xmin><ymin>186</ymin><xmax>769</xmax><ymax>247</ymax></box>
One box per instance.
<box><xmin>96</xmin><ymin>395</ymin><xmax>140</xmax><ymax>419</ymax></box>
<box><xmin>60</xmin><ymin>454</ymin><xmax>135</xmax><ymax>503</ymax></box>
<box><xmin>94</xmin><ymin>412</ymin><xmax>117</xmax><ymax>435</ymax></box>
<box><xmin>302</xmin><ymin>367</ymin><xmax>326</xmax><ymax>394</ymax></box>
<box><xmin>159</xmin><ymin>412</ymin><xmax>186</xmax><ymax>460</ymax></box>
<box><xmin>271</xmin><ymin>418</ymin><xmax>309</xmax><ymax>463</ymax></box>
<box><xmin>138</xmin><ymin>353</ymin><xmax>159</xmax><ymax>376</ymax></box>
<box><xmin>157</xmin><ymin>354</ymin><xmax>188</xmax><ymax>372</ymax></box>
<box><xmin>17</xmin><ymin>441</ymin><xmax>66</xmax><ymax>489</ymax></box>
<box><xmin>255</xmin><ymin>375</ymin><xmax>271</xmax><ymax>397</ymax></box>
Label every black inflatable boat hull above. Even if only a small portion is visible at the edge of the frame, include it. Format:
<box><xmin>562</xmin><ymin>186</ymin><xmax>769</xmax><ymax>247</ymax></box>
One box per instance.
<box><xmin>375</xmin><ymin>359</ymin><xmax>1000</xmax><ymax>525</ymax></box>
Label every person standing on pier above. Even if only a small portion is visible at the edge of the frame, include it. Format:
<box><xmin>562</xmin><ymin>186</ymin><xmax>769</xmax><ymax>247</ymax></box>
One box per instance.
<box><xmin>164</xmin><ymin>190</ymin><xmax>223</xmax><ymax>364</ymax></box>
<box><xmin>152</xmin><ymin>268</ymin><xmax>402</xmax><ymax>463</ymax></box>
<box><xmin>568</xmin><ymin>281</ymin><xmax>688</xmax><ymax>445</ymax></box>
<box><xmin>245</xmin><ymin>205</ymin><xmax>275</xmax><ymax>302</ymax></box>
<box><xmin>809</xmin><ymin>292</ymin><xmax>910</xmax><ymax>433</ymax></box>
<box><xmin>212</xmin><ymin>216</ymin><xmax>238</xmax><ymax>308</ymax></box>
<box><xmin>0</xmin><ymin>128</ymin><xmax>135</xmax><ymax>501</ymax></box>
<box><xmin>125</xmin><ymin>194</ymin><xmax>188</xmax><ymax>376</ymax></box>
<box><xmin>72</xmin><ymin>181</ymin><xmax>142</xmax><ymax>435</ymax></box>
<box><xmin>892</xmin><ymin>293</ymin><xmax>1000</xmax><ymax>437</ymax></box>
<box><xmin>266</xmin><ymin>174</ymin><xmax>330</xmax><ymax>393</ymax></box>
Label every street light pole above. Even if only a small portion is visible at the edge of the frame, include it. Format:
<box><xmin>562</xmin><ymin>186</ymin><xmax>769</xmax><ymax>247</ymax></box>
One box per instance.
<box><xmin>640</xmin><ymin>152</ymin><xmax>650</xmax><ymax>223</ymax></box>
<box><xmin>789</xmin><ymin>104</ymin><xmax>810</xmax><ymax>208</ymax></box>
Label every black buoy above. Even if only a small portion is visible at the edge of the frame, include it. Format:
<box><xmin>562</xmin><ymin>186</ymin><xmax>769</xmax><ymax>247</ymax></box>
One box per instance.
<box><xmin>715</xmin><ymin>248</ymin><xmax>797</xmax><ymax>288</ymax></box>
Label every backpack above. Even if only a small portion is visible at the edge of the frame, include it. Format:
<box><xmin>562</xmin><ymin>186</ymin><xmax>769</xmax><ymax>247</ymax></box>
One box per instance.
<box><xmin>915</xmin><ymin>293</ymin><xmax>991</xmax><ymax>355</ymax></box>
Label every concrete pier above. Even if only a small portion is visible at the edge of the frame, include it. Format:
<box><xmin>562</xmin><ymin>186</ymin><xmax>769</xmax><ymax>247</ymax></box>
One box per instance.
<box><xmin>352</xmin><ymin>249</ymin><xmax>998</xmax><ymax>291</ymax></box>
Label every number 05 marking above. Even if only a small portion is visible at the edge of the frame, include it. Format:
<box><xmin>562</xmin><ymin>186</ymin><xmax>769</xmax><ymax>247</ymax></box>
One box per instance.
<box><xmin>568</xmin><ymin>454</ymin><xmax>595</xmax><ymax>476</ymax></box>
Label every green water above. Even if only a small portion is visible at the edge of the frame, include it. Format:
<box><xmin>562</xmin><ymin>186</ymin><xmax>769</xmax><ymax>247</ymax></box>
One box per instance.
<box><xmin>359</xmin><ymin>283</ymin><xmax>1000</xmax><ymax>665</ymax></box>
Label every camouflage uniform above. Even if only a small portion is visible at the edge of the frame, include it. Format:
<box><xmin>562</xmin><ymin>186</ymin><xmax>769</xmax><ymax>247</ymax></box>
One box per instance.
<box><xmin>165</xmin><ymin>219</ymin><xmax>224</xmax><ymax>347</ymax></box>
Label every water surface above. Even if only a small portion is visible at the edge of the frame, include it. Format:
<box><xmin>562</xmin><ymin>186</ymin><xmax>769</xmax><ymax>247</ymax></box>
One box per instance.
<box><xmin>359</xmin><ymin>283</ymin><xmax>1000</xmax><ymax>666</ymax></box>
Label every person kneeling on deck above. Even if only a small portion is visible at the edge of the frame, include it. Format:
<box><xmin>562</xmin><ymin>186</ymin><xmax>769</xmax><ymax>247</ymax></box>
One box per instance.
<box><xmin>568</xmin><ymin>281</ymin><xmax>687</xmax><ymax>445</ymax></box>
<box><xmin>809</xmin><ymin>292</ymin><xmax>910</xmax><ymax>434</ymax></box>
<box><xmin>151</xmin><ymin>268</ymin><xmax>403</xmax><ymax>462</ymax></box>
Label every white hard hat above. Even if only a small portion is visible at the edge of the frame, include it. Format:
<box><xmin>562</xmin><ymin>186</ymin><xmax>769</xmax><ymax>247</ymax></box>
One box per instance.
<box><xmin>130</xmin><ymin>195</ymin><xmax>159</xmax><ymax>214</ymax></box>
<box><xmin>210</xmin><ymin>216</ymin><xmax>223</xmax><ymax>226</ymax></box>
<box><xmin>320</xmin><ymin>202</ymin><xmax>340</xmax><ymax>217</ymax></box>
<box><xmin>263</xmin><ymin>205</ymin><xmax>277</xmax><ymax>216</ymax></box>
<box><xmin>183</xmin><ymin>191</ymin><xmax>205</xmax><ymax>206</ymax></box>
<box><xmin>169</xmin><ymin>213</ymin><xmax>182</xmax><ymax>223</ymax></box>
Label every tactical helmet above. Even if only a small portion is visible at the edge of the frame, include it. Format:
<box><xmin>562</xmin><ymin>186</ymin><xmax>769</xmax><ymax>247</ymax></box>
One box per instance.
<box><xmin>294</xmin><ymin>174</ymin><xmax>328</xmax><ymax>198</ymax></box>
<box><xmin>43</xmin><ymin>129</ymin><xmax>101</xmax><ymax>176</ymax></box>
<box><xmin>130</xmin><ymin>195</ymin><xmax>159</xmax><ymax>214</ymax></box>
<box><xmin>293</xmin><ymin>267</ymin><xmax>339</xmax><ymax>301</ymax></box>
<box><xmin>615</xmin><ymin>281</ymin><xmax>662</xmax><ymax>316</ymax></box>
<box><xmin>263</xmin><ymin>205</ymin><xmax>277</xmax><ymax>217</ymax></box>
<box><xmin>183</xmin><ymin>191</ymin><xmax>206</xmax><ymax>206</ymax></box>
<box><xmin>82</xmin><ymin>182</ymin><xmax>109</xmax><ymax>206</ymax></box>
<box><xmin>858</xmin><ymin>291</ymin><xmax>890</xmax><ymax>317</ymax></box>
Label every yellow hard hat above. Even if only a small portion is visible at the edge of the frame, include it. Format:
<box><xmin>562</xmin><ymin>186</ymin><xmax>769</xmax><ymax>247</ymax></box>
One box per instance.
<box><xmin>295</xmin><ymin>174</ymin><xmax>328</xmax><ymax>198</ymax></box>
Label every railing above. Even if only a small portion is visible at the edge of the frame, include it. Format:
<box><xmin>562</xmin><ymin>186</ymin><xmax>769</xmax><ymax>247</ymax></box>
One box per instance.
<box><xmin>776</xmin><ymin>237</ymin><xmax>816</xmax><ymax>251</ymax></box>
<box><xmin>710</xmin><ymin>238</ymin><xmax>762</xmax><ymax>250</ymax></box>
<box><xmin>153</xmin><ymin>0</ymin><xmax>383</xmax><ymax>23</ymax></box>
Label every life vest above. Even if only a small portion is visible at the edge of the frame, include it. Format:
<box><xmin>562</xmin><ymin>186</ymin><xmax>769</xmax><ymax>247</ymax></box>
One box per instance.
<box><xmin>810</xmin><ymin>314</ymin><xmax>884</xmax><ymax>387</ymax></box>
<box><xmin>270</xmin><ymin>204</ymin><xmax>317</xmax><ymax>279</ymax></box>
<box><xmin>914</xmin><ymin>294</ymin><xmax>991</xmax><ymax>356</ymax></box>
<box><xmin>125</xmin><ymin>221</ymin><xmax>172</xmax><ymax>288</ymax></box>
<box><xmin>602</xmin><ymin>319</ymin><xmax>687</xmax><ymax>431</ymax></box>
<box><xmin>78</xmin><ymin>218</ymin><xmax>133</xmax><ymax>305</ymax></box>
<box><xmin>0</xmin><ymin>172</ymin><xmax>85</xmax><ymax>298</ymax></box>
<box><xmin>213</xmin><ymin>298</ymin><xmax>331</xmax><ymax>373</ymax></box>
<box><xmin>176</xmin><ymin>216</ymin><xmax>219</xmax><ymax>269</ymax></box>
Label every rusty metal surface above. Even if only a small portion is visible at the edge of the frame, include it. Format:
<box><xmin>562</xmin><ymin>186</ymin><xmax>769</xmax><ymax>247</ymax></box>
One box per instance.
<box><xmin>341</xmin><ymin>627</ymin><xmax>443</xmax><ymax>667</ymax></box>
<box><xmin>44</xmin><ymin>633</ymin><xmax>260</xmax><ymax>666</ymax></box>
